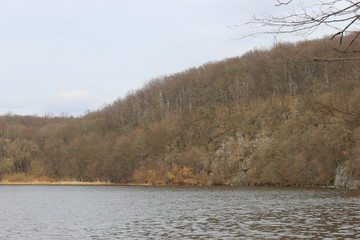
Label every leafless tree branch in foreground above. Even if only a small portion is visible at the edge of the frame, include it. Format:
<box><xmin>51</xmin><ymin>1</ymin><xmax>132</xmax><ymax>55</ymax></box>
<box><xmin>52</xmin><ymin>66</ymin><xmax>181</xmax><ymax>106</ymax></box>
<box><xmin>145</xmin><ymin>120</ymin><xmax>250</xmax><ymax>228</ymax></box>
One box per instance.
<box><xmin>244</xmin><ymin>0</ymin><xmax>360</xmax><ymax>61</ymax></box>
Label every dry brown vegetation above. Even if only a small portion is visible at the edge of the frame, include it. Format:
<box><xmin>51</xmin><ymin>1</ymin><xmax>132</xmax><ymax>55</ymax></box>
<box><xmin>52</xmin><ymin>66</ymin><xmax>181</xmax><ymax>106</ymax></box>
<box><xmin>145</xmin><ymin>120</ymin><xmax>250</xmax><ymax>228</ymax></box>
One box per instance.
<box><xmin>0</xmin><ymin>35</ymin><xmax>359</xmax><ymax>187</ymax></box>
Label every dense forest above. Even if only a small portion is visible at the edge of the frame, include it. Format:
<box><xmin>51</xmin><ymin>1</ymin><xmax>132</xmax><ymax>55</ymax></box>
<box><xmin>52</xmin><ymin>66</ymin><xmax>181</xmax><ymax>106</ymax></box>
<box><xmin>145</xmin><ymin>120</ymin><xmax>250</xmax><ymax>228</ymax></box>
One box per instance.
<box><xmin>1</xmin><ymin>35</ymin><xmax>359</xmax><ymax>188</ymax></box>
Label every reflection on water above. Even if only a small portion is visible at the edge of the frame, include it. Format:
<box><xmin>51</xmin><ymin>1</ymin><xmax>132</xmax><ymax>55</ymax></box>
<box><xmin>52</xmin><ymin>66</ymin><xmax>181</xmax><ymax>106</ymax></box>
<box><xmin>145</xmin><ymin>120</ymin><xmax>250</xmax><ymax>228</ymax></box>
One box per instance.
<box><xmin>0</xmin><ymin>186</ymin><xmax>359</xmax><ymax>239</ymax></box>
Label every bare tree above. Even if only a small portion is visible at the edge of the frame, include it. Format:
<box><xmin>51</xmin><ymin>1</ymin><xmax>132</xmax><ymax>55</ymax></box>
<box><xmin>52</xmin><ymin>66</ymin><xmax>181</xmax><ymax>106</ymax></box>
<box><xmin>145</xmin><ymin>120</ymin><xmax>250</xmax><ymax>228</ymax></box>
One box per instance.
<box><xmin>246</xmin><ymin>0</ymin><xmax>360</xmax><ymax>61</ymax></box>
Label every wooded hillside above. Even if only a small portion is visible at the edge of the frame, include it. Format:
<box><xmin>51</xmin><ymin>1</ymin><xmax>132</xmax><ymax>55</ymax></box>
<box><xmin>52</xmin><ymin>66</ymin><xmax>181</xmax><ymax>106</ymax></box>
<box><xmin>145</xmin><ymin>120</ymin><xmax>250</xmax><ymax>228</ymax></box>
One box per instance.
<box><xmin>1</xmin><ymin>35</ymin><xmax>359</xmax><ymax>187</ymax></box>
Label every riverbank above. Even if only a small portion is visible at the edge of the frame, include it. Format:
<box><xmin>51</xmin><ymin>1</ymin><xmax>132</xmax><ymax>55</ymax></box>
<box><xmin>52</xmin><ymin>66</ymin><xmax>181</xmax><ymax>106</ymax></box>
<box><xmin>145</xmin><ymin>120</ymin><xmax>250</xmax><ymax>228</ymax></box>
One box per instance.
<box><xmin>0</xmin><ymin>173</ymin><xmax>152</xmax><ymax>186</ymax></box>
<box><xmin>0</xmin><ymin>180</ymin><xmax>116</xmax><ymax>186</ymax></box>
<box><xmin>0</xmin><ymin>173</ymin><xmax>347</xmax><ymax>188</ymax></box>
<box><xmin>0</xmin><ymin>180</ymin><xmax>155</xmax><ymax>186</ymax></box>
<box><xmin>0</xmin><ymin>180</ymin><xmax>336</xmax><ymax>188</ymax></box>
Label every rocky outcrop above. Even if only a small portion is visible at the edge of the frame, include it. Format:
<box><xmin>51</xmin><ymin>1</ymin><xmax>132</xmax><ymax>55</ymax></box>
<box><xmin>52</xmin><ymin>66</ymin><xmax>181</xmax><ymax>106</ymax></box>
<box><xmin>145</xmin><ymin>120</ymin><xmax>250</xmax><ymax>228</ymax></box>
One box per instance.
<box><xmin>334</xmin><ymin>160</ymin><xmax>360</xmax><ymax>189</ymax></box>
<box><xmin>334</xmin><ymin>161</ymin><xmax>351</xmax><ymax>188</ymax></box>
<box><xmin>212</xmin><ymin>132</ymin><xmax>271</xmax><ymax>185</ymax></box>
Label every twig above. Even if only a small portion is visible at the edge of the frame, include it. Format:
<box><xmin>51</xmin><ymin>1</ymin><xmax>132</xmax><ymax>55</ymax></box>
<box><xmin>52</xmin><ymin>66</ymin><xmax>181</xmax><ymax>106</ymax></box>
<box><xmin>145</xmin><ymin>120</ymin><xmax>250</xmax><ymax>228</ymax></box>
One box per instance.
<box><xmin>280</xmin><ymin>45</ymin><xmax>360</xmax><ymax>62</ymax></box>
<box><xmin>275</xmin><ymin>0</ymin><xmax>292</xmax><ymax>6</ymax></box>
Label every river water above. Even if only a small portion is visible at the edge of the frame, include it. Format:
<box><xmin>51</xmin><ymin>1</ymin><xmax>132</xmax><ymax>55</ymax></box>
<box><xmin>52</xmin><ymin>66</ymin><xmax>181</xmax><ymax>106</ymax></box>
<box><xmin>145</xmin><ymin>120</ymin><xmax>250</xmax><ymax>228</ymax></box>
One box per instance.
<box><xmin>0</xmin><ymin>185</ymin><xmax>359</xmax><ymax>239</ymax></box>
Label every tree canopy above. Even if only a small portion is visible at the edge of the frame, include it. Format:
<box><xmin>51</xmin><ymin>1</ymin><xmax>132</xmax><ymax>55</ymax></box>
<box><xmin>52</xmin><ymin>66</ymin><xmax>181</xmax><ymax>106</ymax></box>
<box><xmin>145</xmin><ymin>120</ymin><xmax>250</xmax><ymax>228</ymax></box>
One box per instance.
<box><xmin>0</xmin><ymin>35</ymin><xmax>359</xmax><ymax>187</ymax></box>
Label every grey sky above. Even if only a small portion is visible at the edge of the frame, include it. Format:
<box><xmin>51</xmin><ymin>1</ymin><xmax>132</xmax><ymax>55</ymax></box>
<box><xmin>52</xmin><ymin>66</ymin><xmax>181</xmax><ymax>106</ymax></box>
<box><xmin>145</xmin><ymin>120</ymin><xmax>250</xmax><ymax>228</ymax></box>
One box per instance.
<box><xmin>0</xmin><ymin>0</ymin><xmax>332</xmax><ymax>116</ymax></box>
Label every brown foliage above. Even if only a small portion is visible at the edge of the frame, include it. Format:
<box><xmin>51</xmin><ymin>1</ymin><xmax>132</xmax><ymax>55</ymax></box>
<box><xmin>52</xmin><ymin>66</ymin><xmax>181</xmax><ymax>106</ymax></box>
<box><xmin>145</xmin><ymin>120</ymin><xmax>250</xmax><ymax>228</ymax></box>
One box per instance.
<box><xmin>0</xmin><ymin>35</ymin><xmax>359</xmax><ymax>187</ymax></box>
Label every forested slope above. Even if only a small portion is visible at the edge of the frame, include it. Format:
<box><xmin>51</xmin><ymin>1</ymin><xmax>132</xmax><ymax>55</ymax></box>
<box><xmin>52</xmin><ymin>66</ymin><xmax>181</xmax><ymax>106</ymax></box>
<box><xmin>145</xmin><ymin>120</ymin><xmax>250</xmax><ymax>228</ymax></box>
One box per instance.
<box><xmin>1</xmin><ymin>35</ymin><xmax>359</xmax><ymax>188</ymax></box>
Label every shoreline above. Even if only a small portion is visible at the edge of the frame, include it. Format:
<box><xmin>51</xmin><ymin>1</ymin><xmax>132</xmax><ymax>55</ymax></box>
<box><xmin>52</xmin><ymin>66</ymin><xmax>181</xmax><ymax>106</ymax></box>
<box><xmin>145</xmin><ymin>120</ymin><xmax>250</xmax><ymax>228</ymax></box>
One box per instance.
<box><xmin>0</xmin><ymin>181</ymin><xmax>152</xmax><ymax>186</ymax></box>
<box><xmin>0</xmin><ymin>180</ymin><xmax>338</xmax><ymax>189</ymax></box>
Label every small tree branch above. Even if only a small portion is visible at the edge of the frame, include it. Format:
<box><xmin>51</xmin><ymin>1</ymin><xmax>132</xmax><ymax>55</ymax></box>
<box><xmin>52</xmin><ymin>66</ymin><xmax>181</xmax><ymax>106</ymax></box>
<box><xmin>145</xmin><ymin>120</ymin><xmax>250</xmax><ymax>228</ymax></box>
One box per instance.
<box><xmin>275</xmin><ymin>0</ymin><xmax>293</xmax><ymax>6</ymax></box>
<box><xmin>313</xmin><ymin>101</ymin><xmax>360</xmax><ymax>125</ymax></box>
<box><xmin>331</xmin><ymin>15</ymin><xmax>360</xmax><ymax>43</ymax></box>
<box><xmin>280</xmin><ymin>44</ymin><xmax>360</xmax><ymax>62</ymax></box>
<box><xmin>243</xmin><ymin>0</ymin><xmax>360</xmax><ymax>61</ymax></box>
<box><xmin>245</xmin><ymin>0</ymin><xmax>360</xmax><ymax>40</ymax></box>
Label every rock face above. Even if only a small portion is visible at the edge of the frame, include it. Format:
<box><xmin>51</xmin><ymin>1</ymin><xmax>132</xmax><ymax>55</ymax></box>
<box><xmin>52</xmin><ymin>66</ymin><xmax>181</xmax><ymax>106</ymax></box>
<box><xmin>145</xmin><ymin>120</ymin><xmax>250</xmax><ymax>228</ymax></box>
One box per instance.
<box><xmin>213</xmin><ymin>132</ymin><xmax>360</xmax><ymax>189</ymax></box>
<box><xmin>213</xmin><ymin>132</ymin><xmax>271</xmax><ymax>186</ymax></box>
<box><xmin>334</xmin><ymin>162</ymin><xmax>351</xmax><ymax>188</ymax></box>
<box><xmin>209</xmin><ymin>110</ymin><xmax>359</xmax><ymax>188</ymax></box>
<box><xmin>334</xmin><ymin>161</ymin><xmax>360</xmax><ymax>189</ymax></box>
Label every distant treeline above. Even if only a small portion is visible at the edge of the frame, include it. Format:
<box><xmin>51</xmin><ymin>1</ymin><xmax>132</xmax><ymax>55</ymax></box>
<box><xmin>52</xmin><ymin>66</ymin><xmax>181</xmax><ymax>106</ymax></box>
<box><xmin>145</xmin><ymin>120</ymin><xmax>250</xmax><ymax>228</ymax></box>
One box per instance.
<box><xmin>1</xmin><ymin>35</ymin><xmax>359</xmax><ymax>187</ymax></box>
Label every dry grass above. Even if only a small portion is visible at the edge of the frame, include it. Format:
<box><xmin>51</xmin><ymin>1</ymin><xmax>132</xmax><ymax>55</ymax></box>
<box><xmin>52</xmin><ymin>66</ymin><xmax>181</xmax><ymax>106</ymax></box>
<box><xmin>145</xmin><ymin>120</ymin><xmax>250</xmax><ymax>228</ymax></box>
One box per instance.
<box><xmin>0</xmin><ymin>173</ymin><xmax>150</xmax><ymax>186</ymax></box>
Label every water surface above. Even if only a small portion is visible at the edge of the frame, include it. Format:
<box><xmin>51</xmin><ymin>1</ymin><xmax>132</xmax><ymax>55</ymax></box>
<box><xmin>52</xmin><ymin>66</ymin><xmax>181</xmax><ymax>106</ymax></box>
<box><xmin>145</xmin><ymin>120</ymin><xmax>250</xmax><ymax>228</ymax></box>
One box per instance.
<box><xmin>0</xmin><ymin>186</ymin><xmax>359</xmax><ymax>239</ymax></box>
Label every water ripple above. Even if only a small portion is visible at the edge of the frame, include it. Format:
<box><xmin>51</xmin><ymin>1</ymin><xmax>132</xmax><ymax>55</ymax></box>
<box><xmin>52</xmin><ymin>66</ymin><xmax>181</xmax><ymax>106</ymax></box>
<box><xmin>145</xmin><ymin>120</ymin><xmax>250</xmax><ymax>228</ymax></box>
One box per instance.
<box><xmin>0</xmin><ymin>186</ymin><xmax>359</xmax><ymax>239</ymax></box>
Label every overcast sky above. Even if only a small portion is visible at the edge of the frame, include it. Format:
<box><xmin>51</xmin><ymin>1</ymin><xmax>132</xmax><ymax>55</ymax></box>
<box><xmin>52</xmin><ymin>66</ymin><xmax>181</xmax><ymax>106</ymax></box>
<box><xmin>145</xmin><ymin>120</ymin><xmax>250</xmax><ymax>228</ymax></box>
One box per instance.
<box><xmin>0</xmin><ymin>0</ymin><xmax>333</xmax><ymax>116</ymax></box>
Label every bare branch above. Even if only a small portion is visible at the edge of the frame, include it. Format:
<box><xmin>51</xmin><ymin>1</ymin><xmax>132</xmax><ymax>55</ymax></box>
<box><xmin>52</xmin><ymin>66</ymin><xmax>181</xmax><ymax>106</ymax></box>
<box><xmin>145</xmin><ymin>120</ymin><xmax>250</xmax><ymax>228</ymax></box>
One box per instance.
<box><xmin>331</xmin><ymin>15</ymin><xmax>360</xmax><ymax>42</ymax></box>
<box><xmin>280</xmin><ymin>45</ymin><xmax>360</xmax><ymax>61</ymax></box>
<box><xmin>244</xmin><ymin>0</ymin><xmax>360</xmax><ymax>61</ymax></box>
<box><xmin>246</xmin><ymin>0</ymin><xmax>359</xmax><ymax>37</ymax></box>
<box><xmin>314</xmin><ymin>100</ymin><xmax>360</xmax><ymax>126</ymax></box>
<box><xmin>333</xmin><ymin>32</ymin><xmax>360</xmax><ymax>57</ymax></box>
<box><xmin>275</xmin><ymin>0</ymin><xmax>293</xmax><ymax>6</ymax></box>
